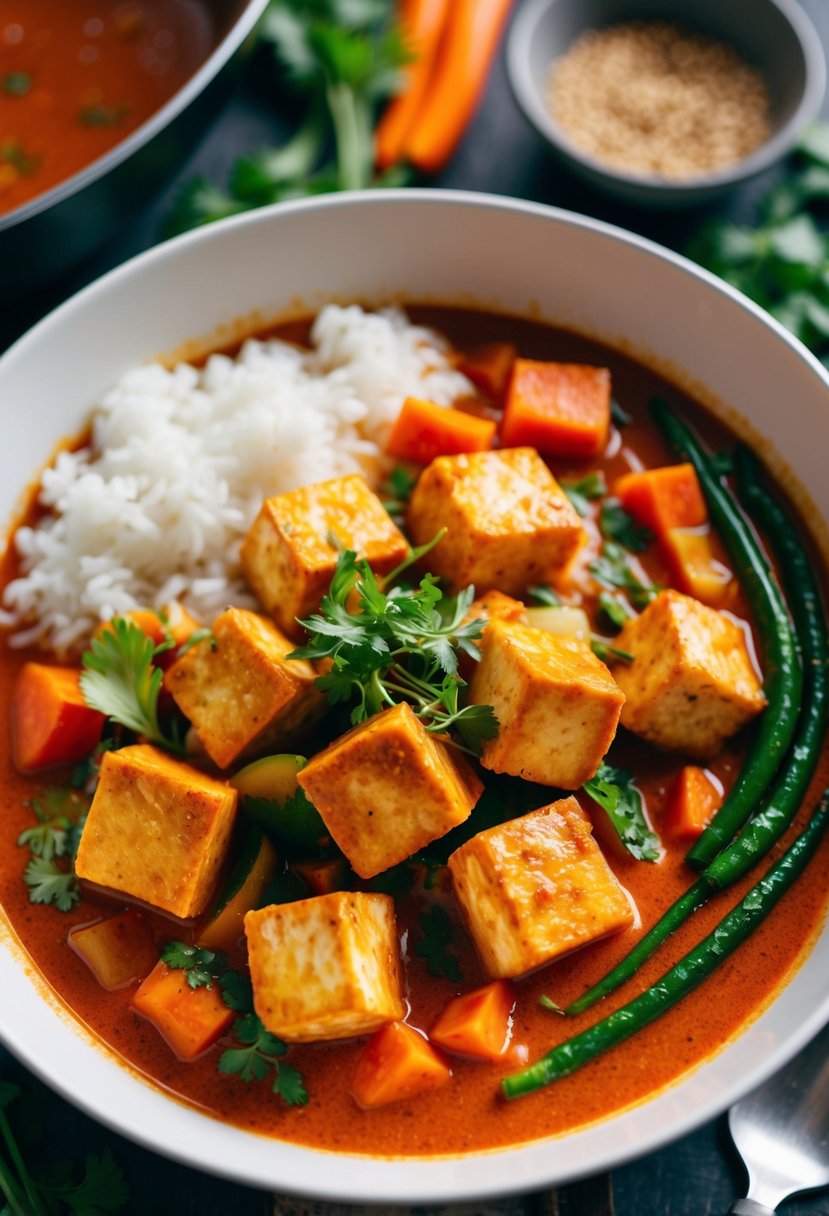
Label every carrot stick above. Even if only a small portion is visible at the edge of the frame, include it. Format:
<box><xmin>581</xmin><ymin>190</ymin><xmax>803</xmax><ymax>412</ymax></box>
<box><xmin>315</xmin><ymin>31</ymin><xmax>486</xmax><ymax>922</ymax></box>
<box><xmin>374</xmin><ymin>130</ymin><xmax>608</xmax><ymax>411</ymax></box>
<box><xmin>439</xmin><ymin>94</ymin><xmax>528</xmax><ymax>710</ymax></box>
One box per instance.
<box><xmin>403</xmin><ymin>0</ymin><xmax>514</xmax><ymax>174</ymax></box>
<box><xmin>375</xmin><ymin>0</ymin><xmax>450</xmax><ymax>171</ymax></box>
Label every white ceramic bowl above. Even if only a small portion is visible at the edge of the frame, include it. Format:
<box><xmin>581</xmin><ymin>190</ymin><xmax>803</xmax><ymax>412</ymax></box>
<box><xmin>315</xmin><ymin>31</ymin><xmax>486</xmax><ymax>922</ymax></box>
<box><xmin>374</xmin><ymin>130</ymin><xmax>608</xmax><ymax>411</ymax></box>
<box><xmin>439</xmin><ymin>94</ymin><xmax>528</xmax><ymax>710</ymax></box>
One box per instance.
<box><xmin>1</xmin><ymin>191</ymin><xmax>828</xmax><ymax>1203</ymax></box>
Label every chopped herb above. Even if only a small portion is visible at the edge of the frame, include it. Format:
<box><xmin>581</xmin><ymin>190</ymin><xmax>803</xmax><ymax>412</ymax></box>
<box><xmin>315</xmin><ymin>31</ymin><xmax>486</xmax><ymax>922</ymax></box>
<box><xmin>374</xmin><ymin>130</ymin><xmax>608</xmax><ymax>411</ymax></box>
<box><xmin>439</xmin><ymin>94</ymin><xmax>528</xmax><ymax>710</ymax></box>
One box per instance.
<box><xmin>591</xmin><ymin>639</ymin><xmax>635</xmax><ymax>664</ymax></box>
<box><xmin>527</xmin><ymin>583</ymin><xmax>561</xmax><ymax>607</ymax></box>
<box><xmin>160</xmin><ymin>941</ymin><xmax>228</xmax><ymax>990</ymax></box>
<box><xmin>218</xmin><ymin>1012</ymin><xmax>308</xmax><ymax>1105</ymax></box>
<box><xmin>611</xmin><ymin>399</ymin><xmax>632</xmax><ymax>428</ymax></box>
<box><xmin>589</xmin><ymin>542</ymin><xmax>660</xmax><ymax>610</ymax></box>
<box><xmin>599</xmin><ymin>498</ymin><xmax>654</xmax><ymax>553</ymax></box>
<box><xmin>22</xmin><ymin>856</ymin><xmax>82</xmax><ymax>912</ymax></box>
<box><xmin>583</xmin><ymin>763</ymin><xmax>661</xmax><ymax>862</ymax></box>
<box><xmin>380</xmin><ymin>465</ymin><xmax>418</xmax><ymax>523</ymax></box>
<box><xmin>18</xmin><ymin>786</ymin><xmax>91</xmax><ymax>912</ymax></box>
<box><xmin>561</xmin><ymin>471</ymin><xmax>607</xmax><ymax>517</ymax></box>
<box><xmin>80</xmin><ymin>617</ymin><xmax>184</xmax><ymax>754</ymax></box>
<box><xmin>3</xmin><ymin>71</ymin><xmax>32</xmax><ymax>96</ymax></box>
<box><xmin>414</xmin><ymin>905</ymin><xmax>462</xmax><ymax>982</ymax></box>
<box><xmin>0</xmin><ymin>139</ymin><xmax>39</xmax><ymax>175</ymax></box>
<box><xmin>288</xmin><ymin>548</ymin><xmax>499</xmax><ymax>755</ymax></box>
<box><xmin>79</xmin><ymin>103</ymin><xmax>128</xmax><ymax>127</ymax></box>
<box><xmin>597</xmin><ymin>590</ymin><xmax>632</xmax><ymax>630</ymax></box>
<box><xmin>174</xmin><ymin>626</ymin><xmax>214</xmax><ymax>657</ymax></box>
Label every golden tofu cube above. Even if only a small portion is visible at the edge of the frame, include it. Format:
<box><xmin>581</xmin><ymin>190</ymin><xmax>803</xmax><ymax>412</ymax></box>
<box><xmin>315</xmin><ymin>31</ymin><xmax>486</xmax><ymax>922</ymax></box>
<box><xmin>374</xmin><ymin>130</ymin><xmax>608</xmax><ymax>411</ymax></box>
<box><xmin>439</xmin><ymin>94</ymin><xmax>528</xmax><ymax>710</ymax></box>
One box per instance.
<box><xmin>466</xmin><ymin>589</ymin><xmax>527</xmax><ymax>628</ymax></box>
<box><xmin>75</xmin><ymin>745</ymin><xmax>237</xmax><ymax>919</ymax></box>
<box><xmin>245</xmin><ymin>891</ymin><xmax>405</xmax><ymax>1041</ymax></box>
<box><xmin>241</xmin><ymin>474</ymin><xmax>409</xmax><ymax>638</ymax></box>
<box><xmin>297</xmin><ymin>702</ymin><xmax>483</xmax><ymax>879</ymax></box>
<box><xmin>468</xmin><ymin>618</ymin><xmax>624</xmax><ymax>788</ymax></box>
<box><xmin>406</xmin><ymin>447</ymin><xmax>584</xmax><ymax>595</ymax></box>
<box><xmin>164</xmin><ymin>607</ymin><xmax>324</xmax><ymax>770</ymax></box>
<box><xmin>612</xmin><ymin>589</ymin><xmax>767</xmax><ymax>758</ymax></box>
<box><xmin>448</xmin><ymin>796</ymin><xmax>634</xmax><ymax>979</ymax></box>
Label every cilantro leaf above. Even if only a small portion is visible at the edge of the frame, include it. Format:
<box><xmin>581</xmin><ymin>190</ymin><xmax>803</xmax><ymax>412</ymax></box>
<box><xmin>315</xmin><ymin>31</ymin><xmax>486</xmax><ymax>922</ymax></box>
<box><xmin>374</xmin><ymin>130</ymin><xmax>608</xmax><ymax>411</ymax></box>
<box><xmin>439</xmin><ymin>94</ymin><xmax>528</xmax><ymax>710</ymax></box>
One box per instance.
<box><xmin>561</xmin><ymin>471</ymin><xmax>607</xmax><ymax>517</ymax></box>
<box><xmin>527</xmin><ymin>583</ymin><xmax>561</xmax><ymax>607</ymax></box>
<box><xmin>589</xmin><ymin>543</ymin><xmax>660</xmax><ymax>610</ymax></box>
<box><xmin>599</xmin><ymin>498</ymin><xmax>654</xmax><ymax>553</ymax></box>
<box><xmin>80</xmin><ymin>618</ymin><xmax>183</xmax><ymax>753</ymax></box>
<box><xmin>219</xmin><ymin>970</ymin><xmax>254</xmax><ymax>1013</ymax></box>
<box><xmin>273</xmin><ymin>1062</ymin><xmax>309</xmax><ymax>1106</ymax></box>
<box><xmin>414</xmin><ymin>906</ymin><xmax>462</xmax><ymax>982</ymax></box>
<box><xmin>44</xmin><ymin>1147</ymin><xmax>129</xmax><ymax>1215</ymax></box>
<box><xmin>23</xmin><ymin>856</ymin><xmax>80</xmax><ymax>912</ymax></box>
<box><xmin>583</xmin><ymin>763</ymin><xmax>661</xmax><ymax>862</ymax></box>
<box><xmin>218</xmin><ymin>1013</ymin><xmax>307</xmax><ymax>1106</ymax></box>
<box><xmin>160</xmin><ymin>941</ymin><xmax>227</xmax><ymax>990</ymax></box>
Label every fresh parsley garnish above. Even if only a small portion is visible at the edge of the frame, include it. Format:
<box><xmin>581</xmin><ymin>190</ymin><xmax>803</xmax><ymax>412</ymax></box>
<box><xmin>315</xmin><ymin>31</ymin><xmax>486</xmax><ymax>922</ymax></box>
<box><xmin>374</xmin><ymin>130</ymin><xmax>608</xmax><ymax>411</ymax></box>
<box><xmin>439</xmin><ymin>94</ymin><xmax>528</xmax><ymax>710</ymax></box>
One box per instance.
<box><xmin>414</xmin><ymin>905</ymin><xmax>462</xmax><ymax>982</ymax></box>
<box><xmin>527</xmin><ymin>583</ymin><xmax>561</xmax><ymax>607</ymax></box>
<box><xmin>597</xmin><ymin>590</ymin><xmax>633</xmax><ymax>631</ymax></box>
<box><xmin>18</xmin><ymin>787</ymin><xmax>91</xmax><ymax>912</ymax></box>
<box><xmin>380</xmin><ymin>465</ymin><xmax>418</xmax><ymax>524</ymax></box>
<box><xmin>583</xmin><ymin>763</ymin><xmax>661</xmax><ymax>863</ymax></box>
<box><xmin>289</xmin><ymin>548</ymin><xmax>498</xmax><ymax>754</ymax></box>
<box><xmin>80</xmin><ymin>617</ymin><xmax>183</xmax><ymax>753</ymax></box>
<box><xmin>599</xmin><ymin>498</ymin><xmax>654</xmax><ymax>553</ymax></box>
<box><xmin>590</xmin><ymin>640</ymin><xmax>635</xmax><ymax>664</ymax></box>
<box><xmin>561</xmin><ymin>471</ymin><xmax>607</xmax><ymax>517</ymax></box>
<box><xmin>161</xmin><ymin>941</ymin><xmax>228</xmax><ymax>990</ymax></box>
<box><xmin>589</xmin><ymin>543</ymin><xmax>659</xmax><ymax>611</ymax></box>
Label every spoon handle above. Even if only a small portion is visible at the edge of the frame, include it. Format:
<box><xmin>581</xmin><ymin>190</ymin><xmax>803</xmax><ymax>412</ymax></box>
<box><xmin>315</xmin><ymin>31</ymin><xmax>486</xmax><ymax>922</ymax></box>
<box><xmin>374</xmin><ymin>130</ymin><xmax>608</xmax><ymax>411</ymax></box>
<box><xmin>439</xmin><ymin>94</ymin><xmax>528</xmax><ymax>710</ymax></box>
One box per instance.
<box><xmin>726</xmin><ymin>1200</ymin><xmax>777</xmax><ymax>1216</ymax></box>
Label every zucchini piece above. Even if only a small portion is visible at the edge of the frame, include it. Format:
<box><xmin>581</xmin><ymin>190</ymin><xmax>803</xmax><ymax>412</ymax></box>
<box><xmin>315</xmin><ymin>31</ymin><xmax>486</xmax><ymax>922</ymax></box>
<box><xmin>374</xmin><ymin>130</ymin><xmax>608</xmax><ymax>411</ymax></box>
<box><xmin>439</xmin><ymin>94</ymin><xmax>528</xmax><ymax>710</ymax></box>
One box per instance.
<box><xmin>231</xmin><ymin>753</ymin><xmax>329</xmax><ymax>850</ymax></box>
<box><xmin>199</xmin><ymin>826</ymin><xmax>277</xmax><ymax>952</ymax></box>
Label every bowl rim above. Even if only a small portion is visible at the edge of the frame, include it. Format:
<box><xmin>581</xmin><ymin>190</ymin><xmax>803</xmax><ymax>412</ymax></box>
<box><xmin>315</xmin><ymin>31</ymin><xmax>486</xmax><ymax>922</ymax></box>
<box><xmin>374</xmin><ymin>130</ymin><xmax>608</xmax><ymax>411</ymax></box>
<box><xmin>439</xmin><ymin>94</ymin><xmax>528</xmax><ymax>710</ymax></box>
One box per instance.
<box><xmin>0</xmin><ymin>0</ymin><xmax>270</xmax><ymax>233</ymax></box>
<box><xmin>1</xmin><ymin>188</ymin><xmax>829</xmax><ymax>1202</ymax></box>
<box><xmin>506</xmin><ymin>0</ymin><xmax>827</xmax><ymax>193</ymax></box>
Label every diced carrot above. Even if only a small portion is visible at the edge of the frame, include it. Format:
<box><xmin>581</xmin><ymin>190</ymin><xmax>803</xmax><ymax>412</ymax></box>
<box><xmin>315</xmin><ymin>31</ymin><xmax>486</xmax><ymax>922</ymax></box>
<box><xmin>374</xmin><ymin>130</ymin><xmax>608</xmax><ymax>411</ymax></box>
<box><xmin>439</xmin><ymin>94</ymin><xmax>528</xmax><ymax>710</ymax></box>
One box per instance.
<box><xmin>12</xmin><ymin>663</ymin><xmax>105</xmax><ymax>773</ymax></box>
<box><xmin>500</xmin><ymin>359</ymin><xmax>611</xmax><ymax>458</ymax></box>
<box><xmin>458</xmin><ymin>343</ymin><xmax>517</xmax><ymax>400</ymax></box>
<box><xmin>132</xmin><ymin>961</ymin><xmax>235</xmax><ymax>1059</ymax></box>
<box><xmin>663</xmin><ymin>527</ymin><xmax>734</xmax><ymax>607</ymax></box>
<box><xmin>289</xmin><ymin>856</ymin><xmax>350</xmax><ymax>897</ymax></box>
<box><xmin>386</xmin><ymin>397</ymin><xmax>496</xmax><ymax>465</ymax></box>
<box><xmin>70</xmin><ymin>911</ymin><xmax>158</xmax><ymax>990</ymax></box>
<box><xmin>375</xmin><ymin>0</ymin><xmax>450</xmax><ymax>171</ymax></box>
<box><xmin>198</xmin><ymin>831</ymin><xmax>278</xmax><ymax>953</ymax></box>
<box><xmin>614</xmin><ymin>464</ymin><xmax>707</xmax><ymax>538</ymax></box>
<box><xmin>664</xmin><ymin>766</ymin><xmax>724</xmax><ymax>839</ymax></box>
<box><xmin>429</xmin><ymin>980</ymin><xmax>514</xmax><ymax>1061</ymax></box>
<box><xmin>351</xmin><ymin>1021</ymin><xmax>452</xmax><ymax>1109</ymax></box>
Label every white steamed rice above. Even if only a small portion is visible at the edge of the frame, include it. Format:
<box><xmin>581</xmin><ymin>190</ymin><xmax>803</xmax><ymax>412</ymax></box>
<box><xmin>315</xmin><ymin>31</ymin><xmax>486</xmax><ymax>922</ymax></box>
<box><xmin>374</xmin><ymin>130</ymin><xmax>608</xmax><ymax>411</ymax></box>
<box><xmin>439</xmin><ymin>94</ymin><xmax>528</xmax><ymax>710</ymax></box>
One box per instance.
<box><xmin>2</xmin><ymin>305</ymin><xmax>472</xmax><ymax>655</ymax></box>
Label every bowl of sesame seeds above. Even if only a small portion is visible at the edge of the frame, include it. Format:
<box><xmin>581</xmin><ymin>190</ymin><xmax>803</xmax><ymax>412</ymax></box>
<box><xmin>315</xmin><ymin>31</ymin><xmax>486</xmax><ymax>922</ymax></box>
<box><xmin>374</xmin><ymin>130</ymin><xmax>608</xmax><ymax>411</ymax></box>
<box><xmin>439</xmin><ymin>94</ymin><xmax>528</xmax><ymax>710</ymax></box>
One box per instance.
<box><xmin>507</xmin><ymin>0</ymin><xmax>826</xmax><ymax>207</ymax></box>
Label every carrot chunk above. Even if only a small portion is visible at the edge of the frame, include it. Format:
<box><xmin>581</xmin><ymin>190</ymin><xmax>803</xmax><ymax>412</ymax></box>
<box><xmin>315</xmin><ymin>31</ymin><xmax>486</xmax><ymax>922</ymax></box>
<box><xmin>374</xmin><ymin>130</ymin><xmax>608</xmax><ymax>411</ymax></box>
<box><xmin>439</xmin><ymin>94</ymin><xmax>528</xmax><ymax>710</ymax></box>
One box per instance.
<box><xmin>664</xmin><ymin>766</ymin><xmax>723</xmax><ymax>839</ymax></box>
<box><xmin>386</xmin><ymin>397</ymin><xmax>496</xmax><ymax>466</ymax></box>
<box><xmin>500</xmin><ymin>359</ymin><xmax>611</xmax><ymax>458</ymax></box>
<box><xmin>458</xmin><ymin>343</ymin><xmax>517</xmax><ymax>400</ymax></box>
<box><xmin>429</xmin><ymin>980</ymin><xmax>514</xmax><ymax>1061</ymax></box>
<box><xmin>12</xmin><ymin>663</ymin><xmax>105</xmax><ymax>773</ymax></box>
<box><xmin>132</xmin><ymin>961</ymin><xmax>235</xmax><ymax>1059</ymax></box>
<box><xmin>70</xmin><ymin>911</ymin><xmax>158</xmax><ymax>991</ymax></box>
<box><xmin>614</xmin><ymin>463</ymin><xmax>707</xmax><ymax>537</ymax></box>
<box><xmin>350</xmin><ymin>1021</ymin><xmax>451</xmax><ymax>1108</ymax></box>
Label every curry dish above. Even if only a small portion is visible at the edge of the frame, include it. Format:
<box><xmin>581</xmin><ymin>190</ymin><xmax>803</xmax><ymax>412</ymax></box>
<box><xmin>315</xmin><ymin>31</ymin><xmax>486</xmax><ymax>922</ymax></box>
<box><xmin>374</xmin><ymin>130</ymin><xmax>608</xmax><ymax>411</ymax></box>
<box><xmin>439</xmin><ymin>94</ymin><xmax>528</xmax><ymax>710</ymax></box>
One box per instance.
<box><xmin>0</xmin><ymin>306</ymin><xmax>827</xmax><ymax>1156</ymax></box>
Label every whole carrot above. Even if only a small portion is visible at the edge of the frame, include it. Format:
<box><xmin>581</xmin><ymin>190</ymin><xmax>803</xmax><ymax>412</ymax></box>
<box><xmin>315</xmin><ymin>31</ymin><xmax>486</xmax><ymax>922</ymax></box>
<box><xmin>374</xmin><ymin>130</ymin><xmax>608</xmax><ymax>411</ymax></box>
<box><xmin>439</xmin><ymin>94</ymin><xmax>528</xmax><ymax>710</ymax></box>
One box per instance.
<box><xmin>375</xmin><ymin>0</ymin><xmax>450</xmax><ymax>171</ymax></box>
<box><xmin>403</xmin><ymin>0</ymin><xmax>514</xmax><ymax>174</ymax></box>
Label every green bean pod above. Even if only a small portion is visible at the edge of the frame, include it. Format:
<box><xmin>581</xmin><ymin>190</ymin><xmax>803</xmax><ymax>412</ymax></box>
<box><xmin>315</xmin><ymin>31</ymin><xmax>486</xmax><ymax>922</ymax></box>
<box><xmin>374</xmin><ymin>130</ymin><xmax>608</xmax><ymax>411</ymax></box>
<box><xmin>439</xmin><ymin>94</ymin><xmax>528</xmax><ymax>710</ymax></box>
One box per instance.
<box><xmin>503</xmin><ymin>791</ymin><xmax>829</xmax><ymax>1101</ymax></box>
<box><xmin>650</xmin><ymin>398</ymin><xmax>802</xmax><ymax>868</ymax></box>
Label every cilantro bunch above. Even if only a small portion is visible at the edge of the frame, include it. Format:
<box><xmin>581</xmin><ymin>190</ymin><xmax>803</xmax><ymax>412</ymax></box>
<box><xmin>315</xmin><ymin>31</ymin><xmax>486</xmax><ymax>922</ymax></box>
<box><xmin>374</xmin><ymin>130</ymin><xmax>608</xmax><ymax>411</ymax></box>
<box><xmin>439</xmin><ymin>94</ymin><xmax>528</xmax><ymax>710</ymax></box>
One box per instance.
<box><xmin>18</xmin><ymin>787</ymin><xmax>92</xmax><ymax>913</ymax></box>
<box><xmin>289</xmin><ymin>549</ymin><xmax>498</xmax><ymax>755</ymax></box>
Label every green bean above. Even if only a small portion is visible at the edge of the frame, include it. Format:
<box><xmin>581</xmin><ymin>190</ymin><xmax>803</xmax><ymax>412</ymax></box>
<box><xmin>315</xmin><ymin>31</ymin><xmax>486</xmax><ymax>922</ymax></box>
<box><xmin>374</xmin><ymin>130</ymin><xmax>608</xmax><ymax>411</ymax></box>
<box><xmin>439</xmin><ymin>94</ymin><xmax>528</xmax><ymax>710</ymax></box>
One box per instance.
<box><xmin>503</xmin><ymin>791</ymin><xmax>829</xmax><ymax>1101</ymax></box>
<box><xmin>567</xmin><ymin>443</ymin><xmax>827</xmax><ymax>1016</ymax></box>
<box><xmin>650</xmin><ymin>399</ymin><xmax>802</xmax><ymax>868</ymax></box>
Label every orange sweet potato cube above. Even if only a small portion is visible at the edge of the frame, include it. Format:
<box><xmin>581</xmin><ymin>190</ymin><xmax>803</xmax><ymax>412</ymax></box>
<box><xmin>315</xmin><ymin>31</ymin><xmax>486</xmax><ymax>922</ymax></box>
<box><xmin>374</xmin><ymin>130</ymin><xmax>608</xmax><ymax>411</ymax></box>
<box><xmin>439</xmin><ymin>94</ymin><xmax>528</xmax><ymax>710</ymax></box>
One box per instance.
<box><xmin>12</xmin><ymin>663</ymin><xmax>105</xmax><ymax>773</ymax></box>
<box><xmin>69</xmin><ymin>911</ymin><xmax>158</xmax><ymax>990</ymax></box>
<box><xmin>386</xmin><ymin>397</ymin><xmax>496</xmax><ymax>465</ymax></box>
<box><xmin>351</xmin><ymin>1021</ymin><xmax>452</xmax><ymax>1109</ymax></box>
<box><xmin>448</xmin><ymin>797</ymin><xmax>634</xmax><ymax>979</ymax></box>
<box><xmin>164</xmin><ymin>607</ymin><xmax>324</xmax><ymax>769</ymax></box>
<box><xmin>132</xmin><ymin>961</ymin><xmax>235</xmax><ymax>1059</ymax></box>
<box><xmin>664</xmin><ymin>765</ymin><xmax>723</xmax><ymax>839</ymax></box>
<box><xmin>241</xmin><ymin>474</ymin><xmax>408</xmax><ymax>638</ymax></box>
<box><xmin>458</xmin><ymin>342</ymin><xmax>517</xmax><ymax>400</ymax></box>
<box><xmin>501</xmin><ymin>360</ymin><xmax>611</xmax><ymax>458</ymax></box>
<box><xmin>430</xmin><ymin>980</ymin><xmax>515</xmax><ymax>1061</ymax></box>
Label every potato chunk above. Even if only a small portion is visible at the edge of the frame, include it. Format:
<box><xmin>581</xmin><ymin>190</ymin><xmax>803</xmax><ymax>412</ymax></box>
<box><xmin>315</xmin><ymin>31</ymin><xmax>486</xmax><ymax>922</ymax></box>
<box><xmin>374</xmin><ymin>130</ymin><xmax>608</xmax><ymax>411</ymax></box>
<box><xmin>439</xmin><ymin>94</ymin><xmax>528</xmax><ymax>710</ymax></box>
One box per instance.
<box><xmin>612</xmin><ymin>590</ymin><xmax>767</xmax><ymax>758</ymax></box>
<box><xmin>406</xmin><ymin>448</ymin><xmax>584</xmax><ymax>595</ymax></box>
<box><xmin>245</xmin><ymin>892</ymin><xmax>404</xmax><ymax>1042</ymax></box>
<box><xmin>241</xmin><ymin>474</ymin><xmax>409</xmax><ymax>638</ymax></box>
<box><xmin>75</xmin><ymin>744</ymin><xmax>237</xmax><ymax>919</ymax></box>
<box><xmin>468</xmin><ymin>618</ymin><xmax>624</xmax><ymax>788</ymax></box>
<box><xmin>297</xmin><ymin>702</ymin><xmax>482</xmax><ymax>879</ymax></box>
<box><xmin>448</xmin><ymin>797</ymin><xmax>634</xmax><ymax>979</ymax></box>
<box><xmin>164</xmin><ymin>607</ymin><xmax>323</xmax><ymax>769</ymax></box>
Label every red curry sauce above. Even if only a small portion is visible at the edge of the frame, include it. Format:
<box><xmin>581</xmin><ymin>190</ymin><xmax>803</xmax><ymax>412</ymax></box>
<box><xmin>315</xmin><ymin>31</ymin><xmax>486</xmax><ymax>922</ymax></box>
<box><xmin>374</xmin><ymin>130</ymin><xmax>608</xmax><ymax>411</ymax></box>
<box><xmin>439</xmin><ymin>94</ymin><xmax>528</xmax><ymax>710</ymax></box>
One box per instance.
<box><xmin>0</xmin><ymin>0</ymin><xmax>216</xmax><ymax>216</ymax></box>
<box><xmin>0</xmin><ymin>308</ymin><xmax>827</xmax><ymax>1157</ymax></box>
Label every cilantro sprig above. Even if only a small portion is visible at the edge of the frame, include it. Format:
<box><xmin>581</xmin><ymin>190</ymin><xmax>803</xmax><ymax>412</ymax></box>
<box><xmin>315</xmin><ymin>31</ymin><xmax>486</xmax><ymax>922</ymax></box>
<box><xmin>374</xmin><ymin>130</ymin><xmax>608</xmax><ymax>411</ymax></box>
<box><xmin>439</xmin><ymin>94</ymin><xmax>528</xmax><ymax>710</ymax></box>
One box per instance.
<box><xmin>561</xmin><ymin>472</ymin><xmax>607</xmax><ymax>518</ymax></box>
<box><xmin>18</xmin><ymin>787</ymin><xmax>91</xmax><ymax>912</ymax></box>
<box><xmin>583</xmin><ymin>763</ymin><xmax>661</xmax><ymax>863</ymax></box>
<box><xmin>589</xmin><ymin>542</ymin><xmax>660</xmax><ymax>611</ymax></box>
<box><xmin>289</xmin><ymin>548</ymin><xmax>498</xmax><ymax>754</ymax></box>
<box><xmin>79</xmin><ymin>618</ymin><xmax>183</xmax><ymax>754</ymax></box>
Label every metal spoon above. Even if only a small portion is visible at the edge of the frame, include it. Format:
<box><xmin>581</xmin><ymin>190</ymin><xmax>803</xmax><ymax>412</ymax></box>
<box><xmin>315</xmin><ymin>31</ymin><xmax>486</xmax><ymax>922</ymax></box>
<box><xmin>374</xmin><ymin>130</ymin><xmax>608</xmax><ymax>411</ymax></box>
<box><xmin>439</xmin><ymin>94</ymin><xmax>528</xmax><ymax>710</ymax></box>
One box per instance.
<box><xmin>727</xmin><ymin>1021</ymin><xmax>829</xmax><ymax>1214</ymax></box>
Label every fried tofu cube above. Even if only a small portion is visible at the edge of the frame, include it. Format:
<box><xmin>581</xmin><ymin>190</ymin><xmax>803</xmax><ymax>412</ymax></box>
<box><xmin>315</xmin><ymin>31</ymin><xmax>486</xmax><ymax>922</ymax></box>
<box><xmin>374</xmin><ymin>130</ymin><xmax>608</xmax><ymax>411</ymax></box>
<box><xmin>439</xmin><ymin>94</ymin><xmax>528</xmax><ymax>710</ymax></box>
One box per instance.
<box><xmin>245</xmin><ymin>892</ymin><xmax>405</xmax><ymax>1042</ymax></box>
<box><xmin>612</xmin><ymin>590</ymin><xmax>767</xmax><ymax>758</ymax></box>
<box><xmin>241</xmin><ymin>474</ymin><xmax>408</xmax><ymax>638</ymax></box>
<box><xmin>297</xmin><ymin>702</ymin><xmax>482</xmax><ymax>879</ymax></box>
<box><xmin>164</xmin><ymin>607</ymin><xmax>324</xmax><ymax>769</ymax></box>
<box><xmin>75</xmin><ymin>745</ymin><xmax>237</xmax><ymax>919</ymax></box>
<box><xmin>468</xmin><ymin>618</ymin><xmax>624</xmax><ymax>788</ymax></box>
<box><xmin>501</xmin><ymin>359</ymin><xmax>612</xmax><ymax>458</ymax></box>
<box><xmin>460</xmin><ymin>589</ymin><xmax>527</xmax><ymax>679</ymax></box>
<box><xmin>449</xmin><ymin>797</ymin><xmax>634</xmax><ymax>979</ymax></box>
<box><xmin>406</xmin><ymin>448</ymin><xmax>585</xmax><ymax>596</ymax></box>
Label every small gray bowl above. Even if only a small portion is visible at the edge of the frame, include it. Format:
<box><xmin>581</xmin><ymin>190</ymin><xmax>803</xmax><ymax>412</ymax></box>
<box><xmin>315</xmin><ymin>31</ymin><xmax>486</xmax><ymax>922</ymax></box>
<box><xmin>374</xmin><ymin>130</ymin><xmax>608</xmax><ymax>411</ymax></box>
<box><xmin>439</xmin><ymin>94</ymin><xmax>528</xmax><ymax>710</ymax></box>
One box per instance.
<box><xmin>507</xmin><ymin>0</ymin><xmax>826</xmax><ymax>207</ymax></box>
<box><xmin>0</xmin><ymin>0</ymin><xmax>268</xmax><ymax>303</ymax></box>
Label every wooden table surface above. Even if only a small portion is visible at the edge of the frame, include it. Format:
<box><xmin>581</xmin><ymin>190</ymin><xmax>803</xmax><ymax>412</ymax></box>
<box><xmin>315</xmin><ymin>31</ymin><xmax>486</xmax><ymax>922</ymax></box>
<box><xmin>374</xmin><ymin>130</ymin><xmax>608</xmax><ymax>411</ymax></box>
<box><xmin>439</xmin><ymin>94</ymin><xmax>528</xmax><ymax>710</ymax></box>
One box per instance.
<box><xmin>2</xmin><ymin>2</ymin><xmax>829</xmax><ymax>1213</ymax></box>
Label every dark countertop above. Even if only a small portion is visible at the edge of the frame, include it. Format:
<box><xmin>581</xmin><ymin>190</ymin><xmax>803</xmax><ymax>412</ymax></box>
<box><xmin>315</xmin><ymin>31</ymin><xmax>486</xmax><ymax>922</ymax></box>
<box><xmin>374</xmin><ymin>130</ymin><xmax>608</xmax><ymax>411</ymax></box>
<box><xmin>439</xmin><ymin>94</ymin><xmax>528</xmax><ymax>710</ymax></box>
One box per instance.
<box><xmin>1</xmin><ymin>3</ymin><xmax>829</xmax><ymax>1213</ymax></box>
